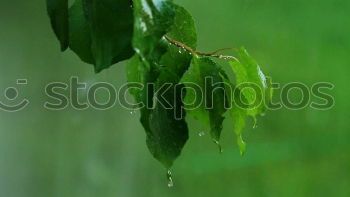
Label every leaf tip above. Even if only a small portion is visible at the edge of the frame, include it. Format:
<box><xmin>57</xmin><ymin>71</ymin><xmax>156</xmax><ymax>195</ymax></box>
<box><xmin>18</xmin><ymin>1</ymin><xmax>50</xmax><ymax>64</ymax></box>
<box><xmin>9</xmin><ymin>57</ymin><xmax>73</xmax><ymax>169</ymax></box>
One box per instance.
<box><xmin>237</xmin><ymin>135</ymin><xmax>246</xmax><ymax>156</ymax></box>
<box><xmin>60</xmin><ymin>44</ymin><xmax>68</xmax><ymax>52</ymax></box>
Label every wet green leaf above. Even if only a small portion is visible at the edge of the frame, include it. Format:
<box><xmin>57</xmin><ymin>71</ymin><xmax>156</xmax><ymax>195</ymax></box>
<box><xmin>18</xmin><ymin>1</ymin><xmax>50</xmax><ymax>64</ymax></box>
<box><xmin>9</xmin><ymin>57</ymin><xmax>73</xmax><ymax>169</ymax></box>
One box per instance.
<box><xmin>181</xmin><ymin>57</ymin><xmax>227</xmax><ymax>145</ymax></box>
<box><xmin>82</xmin><ymin>0</ymin><xmax>134</xmax><ymax>72</ymax></box>
<box><xmin>127</xmin><ymin>4</ymin><xmax>197</xmax><ymax>168</ymax></box>
<box><xmin>46</xmin><ymin>0</ymin><xmax>69</xmax><ymax>51</ymax></box>
<box><xmin>225</xmin><ymin>47</ymin><xmax>272</xmax><ymax>154</ymax></box>
<box><xmin>229</xmin><ymin>47</ymin><xmax>270</xmax><ymax>121</ymax></box>
<box><xmin>161</xmin><ymin>4</ymin><xmax>197</xmax><ymax>77</ymax></box>
<box><xmin>127</xmin><ymin>55</ymin><xmax>153</xmax><ymax>108</ymax></box>
<box><xmin>67</xmin><ymin>0</ymin><xmax>134</xmax><ymax>72</ymax></box>
<box><xmin>148</xmin><ymin>69</ymin><xmax>189</xmax><ymax>169</ymax></box>
<box><xmin>132</xmin><ymin>0</ymin><xmax>175</xmax><ymax>62</ymax></box>
<box><xmin>46</xmin><ymin>0</ymin><xmax>273</xmax><ymax>169</ymax></box>
<box><xmin>167</xmin><ymin>5</ymin><xmax>197</xmax><ymax>49</ymax></box>
<box><xmin>68</xmin><ymin>0</ymin><xmax>94</xmax><ymax>64</ymax></box>
<box><xmin>160</xmin><ymin>5</ymin><xmax>197</xmax><ymax>78</ymax></box>
<box><xmin>128</xmin><ymin>54</ymin><xmax>190</xmax><ymax>169</ymax></box>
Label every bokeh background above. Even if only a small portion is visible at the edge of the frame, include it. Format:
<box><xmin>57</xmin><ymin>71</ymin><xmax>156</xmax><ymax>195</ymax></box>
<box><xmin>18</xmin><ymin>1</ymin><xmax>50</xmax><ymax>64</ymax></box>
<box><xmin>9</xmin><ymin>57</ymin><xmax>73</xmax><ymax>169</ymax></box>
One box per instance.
<box><xmin>0</xmin><ymin>0</ymin><xmax>349</xmax><ymax>196</ymax></box>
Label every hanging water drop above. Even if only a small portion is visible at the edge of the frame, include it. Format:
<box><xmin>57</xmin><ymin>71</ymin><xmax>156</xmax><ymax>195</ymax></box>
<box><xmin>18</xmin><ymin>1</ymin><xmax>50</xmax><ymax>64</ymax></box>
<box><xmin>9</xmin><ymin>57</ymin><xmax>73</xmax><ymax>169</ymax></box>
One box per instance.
<box><xmin>219</xmin><ymin>145</ymin><xmax>224</xmax><ymax>153</ymax></box>
<box><xmin>252</xmin><ymin>116</ymin><xmax>258</xmax><ymax>128</ymax></box>
<box><xmin>214</xmin><ymin>140</ymin><xmax>224</xmax><ymax>153</ymax></box>
<box><xmin>199</xmin><ymin>131</ymin><xmax>205</xmax><ymax>137</ymax></box>
<box><xmin>253</xmin><ymin>119</ymin><xmax>258</xmax><ymax>129</ymax></box>
<box><xmin>167</xmin><ymin>170</ymin><xmax>174</xmax><ymax>188</ymax></box>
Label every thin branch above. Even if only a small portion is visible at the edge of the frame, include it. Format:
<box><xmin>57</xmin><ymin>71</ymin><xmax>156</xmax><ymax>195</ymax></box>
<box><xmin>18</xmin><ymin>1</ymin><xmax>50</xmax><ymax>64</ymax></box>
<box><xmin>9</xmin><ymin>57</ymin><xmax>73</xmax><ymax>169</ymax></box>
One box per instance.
<box><xmin>164</xmin><ymin>35</ymin><xmax>239</xmax><ymax>62</ymax></box>
<box><xmin>210</xmin><ymin>47</ymin><xmax>236</xmax><ymax>55</ymax></box>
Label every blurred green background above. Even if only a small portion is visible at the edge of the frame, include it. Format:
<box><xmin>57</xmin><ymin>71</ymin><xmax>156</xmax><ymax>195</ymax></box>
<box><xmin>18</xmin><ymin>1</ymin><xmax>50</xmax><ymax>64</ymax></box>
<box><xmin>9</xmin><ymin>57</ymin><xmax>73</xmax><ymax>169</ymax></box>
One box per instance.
<box><xmin>0</xmin><ymin>0</ymin><xmax>349</xmax><ymax>196</ymax></box>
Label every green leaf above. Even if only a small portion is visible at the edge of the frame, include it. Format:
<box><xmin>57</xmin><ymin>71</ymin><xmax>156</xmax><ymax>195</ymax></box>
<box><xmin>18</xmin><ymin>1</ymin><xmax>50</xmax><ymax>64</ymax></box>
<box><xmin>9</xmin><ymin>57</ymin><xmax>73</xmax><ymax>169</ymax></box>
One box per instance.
<box><xmin>127</xmin><ymin>4</ymin><xmax>197</xmax><ymax>168</ymax></box>
<box><xmin>68</xmin><ymin>0</ymin><xmax>94</xmax><ymax>64</ymax></box>
<box><xmin>265</xmin><ymin>76</ymin><xmax>274</xmax><ymax>110</ymax></box>
<box><xmin>82</xmin><ymin>0</ymin><xmax>134</xmax><ymax>72</ymax></box>
<box><xmin>148</xmin><ymin>69</ymin><xmax>189</xmax><ymax>169</ymax></box>
<box><xmin>225</xmin><ymin>47</ymin><xmax>273</xmax><ymax>155</ymax></box>
<box><xmin>132</xmin><ymin>0</ymin><xmax>175</xmax><ymax>62</ymax></box>
<box><xmin>181</xmin><ymin>57</ymin><xmax>227</xmax><ymax>146</ymax></box>
<box><xmin>220</xmin><ymin>75</ymin><xmax>246</xmax><ymax>155</ymax></box>
<box><xmin>127</xmin><ymin>55</ymin><xmax>189</xmax><ymax>169</ymax></box>
<box><xmin>46</xmin><ymin>0</ymin><xmax>275</xmax><ymax>169</ymax></box>
<box><xmin>144</xmin><ymin>4</ymin><xmax>196</xmax><ymax>168</ymax></box>
<box><xmin>167</xmin><ymin>4</ymin><xmax>197</xmax><ymax>49</ymax></box>
<box><xmin>127</xmin><ymin>55</ymin><xmax>153</xmax><ymax>108</ymax></box>
<box><xmin>160</xmin><ymin>4</ymin><xmax>197</xmax><ymax>77</ymax></box>
<box><xmin>229</xmin><ymin>47</ymin><xmax>270</xmax><ymax>121</ymax></box>
<box><xmin>46</xmin><ymin>0</ymin><xmax>69</xmax><ymax>51</ymax></box>
<box><xmin>67</xmin><ymin>0</ymin><xmax>134</xmax><ymax>72</ymax></box>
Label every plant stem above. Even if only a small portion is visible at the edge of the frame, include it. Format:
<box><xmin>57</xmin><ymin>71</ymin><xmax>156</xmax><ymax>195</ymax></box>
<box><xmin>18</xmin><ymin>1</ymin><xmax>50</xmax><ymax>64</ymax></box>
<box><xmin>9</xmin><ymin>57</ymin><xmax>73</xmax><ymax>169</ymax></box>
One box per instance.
<box><xmin>164</xmin><ymin>35</ymin><xmax>239</xmax><ymax>62</ymax></box>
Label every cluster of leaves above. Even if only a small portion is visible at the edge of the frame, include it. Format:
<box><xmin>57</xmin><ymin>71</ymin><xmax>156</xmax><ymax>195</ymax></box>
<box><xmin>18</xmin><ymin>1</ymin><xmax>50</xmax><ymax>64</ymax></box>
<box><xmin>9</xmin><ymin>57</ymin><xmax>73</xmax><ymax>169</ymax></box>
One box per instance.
<box><xmin>47</xmin><ymin>0</ymin><xmax>273</xmax><ymax>170</ymax></box>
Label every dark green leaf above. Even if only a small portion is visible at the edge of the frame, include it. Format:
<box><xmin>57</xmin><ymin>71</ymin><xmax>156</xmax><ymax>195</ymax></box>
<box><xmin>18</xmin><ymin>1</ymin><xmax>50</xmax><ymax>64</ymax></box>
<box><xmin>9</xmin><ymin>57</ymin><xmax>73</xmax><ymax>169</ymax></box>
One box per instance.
<box><xmin>148</xmin><ymin>70</ymin><xmax>189</xmax><ymax>169</ymax></box>
<box><xmin>144</xmin><ymin>4</ymin><xmax>197</xmax><ymax>168</ymax></box>
<box><xmin>127</xmin><ymin>4</ymin><xmax>197</xmax><ymax>168</ymax></box>
<box><xmin>181</xmin><ymin>57</ymin><xmax>227</xmax><ymax>145</ymax></box>
<box><xmin>46</xmin><ymin>0</ymin><xmax>69</xmax><ymax>51</ymax></box>
<box><xmin>67</xmin><ymin>0</ymin><xmax>134</xmax><ymax>72</ymax></box>
<box><xmin>127</xmin><ymin>55</ymin><xmax>189</xmax><ymax>169</ymax></box>
<box><xmin>82</xmin><ymin>0</ymin><xmax>134</xmax><ymax>72</ymax></box>
<box><xmin>127</xmin><ymin>55</ymin><xmax>153</xmax><ymax>108</ymax></box>
<box><xmin>132</xmin><ymin>0</ymin><xmax>175</xmax><ymax>62</ymax></box>
<box><xmin>69</xmin><ymin>0</ymin><xmax>94</xmax><ymax>64</ymax></box>
<box><xmin>167</xmin><ymin>4</ymin><xmax>197</xmax><ymax>49</ymax></box>
<box><xmin>160</xmin><ymin>4</ymin><xmax>197</xmax><ymax>77</ymax></box>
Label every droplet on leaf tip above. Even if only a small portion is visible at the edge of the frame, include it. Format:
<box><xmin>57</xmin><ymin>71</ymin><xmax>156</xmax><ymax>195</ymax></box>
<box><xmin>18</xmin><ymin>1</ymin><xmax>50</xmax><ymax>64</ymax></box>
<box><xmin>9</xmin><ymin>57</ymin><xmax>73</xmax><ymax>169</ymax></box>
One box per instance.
<box><xmin>167</xmin><ymin>170</ymin><xmax>174</xmax><ymax>188</ymax></box>
<box><xmin>213</xmin><ymin>140</ymin><xmax>224</xmax><ymax>153</ymax></box>
<box><xmin>220</xmin><ymin>146</ymin><xmax>224</xmax><ymax>153</ymax></box>
<box><xmin>237</xmin><ymin>135</ymin><xmax>246</xmax><ymax>156</ymax></box>
<box><xmin>198</xmin><ymin>131</ymin><xmax>205</xmax><ymax>137</ymax></box>
<box><xmin>252</xmin><ymin>118</ymin><xmax>258</xmax><ymax>128</ymax></box>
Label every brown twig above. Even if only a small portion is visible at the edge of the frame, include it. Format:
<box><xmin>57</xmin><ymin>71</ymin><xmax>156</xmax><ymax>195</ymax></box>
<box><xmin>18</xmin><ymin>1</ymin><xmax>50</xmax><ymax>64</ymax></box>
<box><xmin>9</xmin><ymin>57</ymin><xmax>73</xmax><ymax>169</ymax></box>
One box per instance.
<box><xmin>210</xmin><ymin>47</ymin><xmax>236</xmax><ymax>55</ymax></box>
<box><xmin>164</xmin><ymin>35</ymin><xmax>239</xmax><ymax>62</ymax></box>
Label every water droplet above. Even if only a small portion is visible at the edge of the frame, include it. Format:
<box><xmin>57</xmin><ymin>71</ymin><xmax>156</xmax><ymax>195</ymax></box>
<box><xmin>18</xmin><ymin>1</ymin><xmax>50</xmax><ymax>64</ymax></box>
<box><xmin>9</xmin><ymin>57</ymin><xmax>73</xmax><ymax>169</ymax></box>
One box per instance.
<box><xmin>252</xmin><ymin>117</ymin><xmax>258</xmax><ymax>128</ymax></box>
<box><xmin>178</xmin><ymin>49</ymin><xmax>182</xmax><ymax>54</ymax></box>
<box><xmin>237</xmin><ymin>135</ymin><xmax>246</xmax><ymax>156</ymax></box>
<box><xmin>258</xmin><ymin>66</ymin><xmax>268</xmax><ymax>88</ymax></box>
<box><xmin>214</xmin><ymin>140</ymin><xmax>224</xmax><ymax>153</ymax></box>
<box><xmin>140</xmin><ymin>21</ymin><xmax>147</xmax><ymax>33</ymax></box>
<box><xmin>141</xmin><ymin>0</ymin><xmax>153</xmax><ymax>19</ymax></box>
<box><xmin>167</xmin><ymin>170</ymin><xmax>174</xmax><ymax>188</ymax></box>
<box><xmin>199</xmin><ymin>131</ymin><xmax>205</xmax><ymax>137</ymax></box>
<box><xmin>219</xmin><ymin>146</ymin><xmax>224</xmax><ymax>153</ymax></box>
<box><xmin>130</xmin><ymin>111</ymin><xmax>136</xmax><ymax>115</ymax></box>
